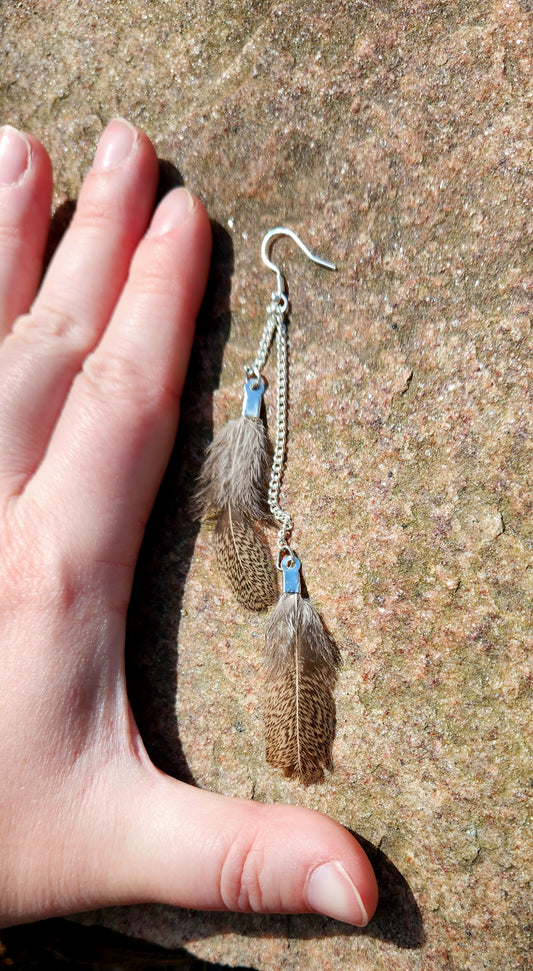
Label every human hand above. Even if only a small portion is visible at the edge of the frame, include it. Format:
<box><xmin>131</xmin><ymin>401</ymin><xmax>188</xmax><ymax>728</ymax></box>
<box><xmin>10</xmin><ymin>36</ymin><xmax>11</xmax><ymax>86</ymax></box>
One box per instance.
<box><xmin>0</xmin><ymin>118</ymin><xmax>378</xmax><ymax>929</ymax></box>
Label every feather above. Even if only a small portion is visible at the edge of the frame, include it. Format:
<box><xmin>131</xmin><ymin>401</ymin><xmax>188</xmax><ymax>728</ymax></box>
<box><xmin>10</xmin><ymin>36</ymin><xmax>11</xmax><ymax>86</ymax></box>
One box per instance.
<box><xmin>264</xmin><ymin>593</ymin><xmax>340</xmax><ymax>784</ymax></box>
<box><xmin>213</xmin><ymin>504</ymin><xmax>277</xmax><ymax>609</ymax></box>
<box><xmin>195</xmin><ymin>417</ymin><xmax>272</xmax><ymax>522</ymax></box>
<box><xmin>195</xmin><ymin>415</ymin><xmax>277</xmax><ymax>610</ymax></box>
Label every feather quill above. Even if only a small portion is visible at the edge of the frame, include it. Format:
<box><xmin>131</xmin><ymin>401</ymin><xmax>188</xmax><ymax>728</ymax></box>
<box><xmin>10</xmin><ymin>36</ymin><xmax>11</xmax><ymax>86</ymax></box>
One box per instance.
<box><xmin>195</xmin><ymin>416</ymin><xmax>277</xmax><ymax>609</ymax></box>
<box><xmin>264</xmin><ymin>593</ymin><xmax>340</xmax><ymax>784</ymax></box>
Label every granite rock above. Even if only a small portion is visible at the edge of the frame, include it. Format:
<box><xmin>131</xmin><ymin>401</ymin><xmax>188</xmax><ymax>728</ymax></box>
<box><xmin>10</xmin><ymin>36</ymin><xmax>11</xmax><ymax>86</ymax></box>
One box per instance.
<box><xmin>1</xmin><ymin>1</ymin><xmax>532</xmax><ymax>968</ymax></box>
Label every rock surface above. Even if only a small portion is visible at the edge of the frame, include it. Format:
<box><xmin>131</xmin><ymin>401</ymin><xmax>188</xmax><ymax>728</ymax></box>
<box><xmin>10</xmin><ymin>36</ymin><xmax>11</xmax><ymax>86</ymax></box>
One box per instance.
<box><xmin>2</xmin><ymin>1</ymin><xmax>532</xmax><ymax>968</ymax></box>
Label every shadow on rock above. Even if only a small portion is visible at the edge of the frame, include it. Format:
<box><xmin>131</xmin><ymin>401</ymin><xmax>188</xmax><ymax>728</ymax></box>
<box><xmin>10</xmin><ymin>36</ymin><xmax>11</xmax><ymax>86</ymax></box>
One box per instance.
<box><xmin>155</xmin><ymin>157</ymin><xmax>184</xmax><ymax>201</ymax></box>
<box><xmin>0</xmin><ymin>917</ymin><xmax>256</xmax><ymax>969</ymax></box>
<box><xmin>126</xmin><ymin>176</ymin><xmax>233</xmax><ymax>784</ymax></box>
<box><xmin>353</xmin><ymin>832</ymin><xmax>425</xmax><ymax>948</ymax></box>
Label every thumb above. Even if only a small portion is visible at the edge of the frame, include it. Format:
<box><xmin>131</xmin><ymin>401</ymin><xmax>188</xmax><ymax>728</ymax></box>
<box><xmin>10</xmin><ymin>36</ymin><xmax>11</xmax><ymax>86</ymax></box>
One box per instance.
<box><xmin>112</xmin><ymin>769</ymin><xmax>378</xmax><ymax>926</ymax></box>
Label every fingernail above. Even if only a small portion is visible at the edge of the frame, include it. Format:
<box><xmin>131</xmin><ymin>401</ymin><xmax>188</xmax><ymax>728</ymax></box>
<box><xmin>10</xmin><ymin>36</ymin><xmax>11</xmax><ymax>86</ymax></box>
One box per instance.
<box><xmin>146</xmin><ymin>187</ymin><xmax>196</xmax><ymax>236</ymax></box>
<box><xmin>0</xmin><ymin>126</ymin><xmax>30</xmax><ymax>186</ymax></box>
<box><xmin>92</xmin><ymin>118</ymin><xmax>137</xmax><ymax>172</ymax></box>
<box><xmin>305</xmin><ymin>861</ymin><xmax>369</xmax><ymax>926</ymax></box>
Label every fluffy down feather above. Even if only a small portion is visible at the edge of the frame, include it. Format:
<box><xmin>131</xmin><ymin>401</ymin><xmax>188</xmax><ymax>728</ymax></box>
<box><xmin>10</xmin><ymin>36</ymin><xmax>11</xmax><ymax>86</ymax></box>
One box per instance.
<box><xmin>195</xmin><ymin>417</ymin><xmax>271</xmax><ymax>521</ymax></box>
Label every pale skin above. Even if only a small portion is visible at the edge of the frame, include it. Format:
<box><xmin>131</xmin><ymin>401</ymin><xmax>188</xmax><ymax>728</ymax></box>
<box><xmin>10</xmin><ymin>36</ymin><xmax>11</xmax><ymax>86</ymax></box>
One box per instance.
<box><xmin>0</xmin><ymin>118</ymin><xmax>378</xmax><ymax>929</ymax></box>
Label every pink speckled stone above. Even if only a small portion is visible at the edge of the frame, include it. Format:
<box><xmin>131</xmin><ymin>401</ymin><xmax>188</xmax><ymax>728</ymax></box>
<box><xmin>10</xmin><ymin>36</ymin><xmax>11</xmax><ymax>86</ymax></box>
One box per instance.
<box><xmin>3</xmin><ymin>1</ymin><xmax>532</xmax><ymax>968</ymax></box>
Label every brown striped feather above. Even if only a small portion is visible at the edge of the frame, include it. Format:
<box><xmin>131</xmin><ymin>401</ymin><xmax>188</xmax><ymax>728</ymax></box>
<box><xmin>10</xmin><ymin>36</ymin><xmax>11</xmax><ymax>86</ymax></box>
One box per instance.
<box><xmin>213</xmin><ymin>505</ymin><xmax>277</xmax><ymax>610</ymax></box>
<box><xmin>264</xmin><ymin>593</ymin><xmax>340</xmax><ymax>783</ymax></box>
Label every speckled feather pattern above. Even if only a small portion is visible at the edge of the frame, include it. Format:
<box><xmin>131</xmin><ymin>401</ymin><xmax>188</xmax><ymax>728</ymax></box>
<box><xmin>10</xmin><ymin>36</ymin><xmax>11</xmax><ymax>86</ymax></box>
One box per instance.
<box><xmin>264</xmin><ymin>593</ymin><xmax>340</xmax><ymax>784</ymax></box>
<box><xmin>195</xmin><ymin>416</ymin><xmax>277</xmax><ymax>610</ymax></box>
<box><xmin>213</xmin><ymin>506</ymin><xmax>277</xmax><ymax>609</ymax></box>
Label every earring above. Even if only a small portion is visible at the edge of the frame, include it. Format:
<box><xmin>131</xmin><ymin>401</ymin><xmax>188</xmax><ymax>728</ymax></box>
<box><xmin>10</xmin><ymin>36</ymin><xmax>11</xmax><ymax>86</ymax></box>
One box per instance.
<box><xmin>259</xmin><ymin>229</ymin><xmax>341</xmax><ymax>784</ymax></box>
<box><xmin>197</xmin><ymin>227</ymin><xmax>340</xmax><ymax>783</ymax></box>
<box><xmin>194</xmin><ymin>303</ymin><xmax>277</xmax><ymax>612</ymax></box>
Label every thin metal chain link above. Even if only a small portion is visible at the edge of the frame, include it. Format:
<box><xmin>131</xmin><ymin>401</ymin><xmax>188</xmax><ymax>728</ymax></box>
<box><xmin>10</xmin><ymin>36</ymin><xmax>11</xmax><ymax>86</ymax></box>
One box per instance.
<box><xmin>267</xmin><ymin>299</ymin><xmax>294</xmax><ymax>556</ymax></box>
<box><xmin>245</xmin><ymin>292</ymin><xmax>287</xmax><ymax>382</ymax></box>
<box><xmin>244</xmin><ymin>291</ymin><xmax>294</xmax><ymax>558</ymax></box>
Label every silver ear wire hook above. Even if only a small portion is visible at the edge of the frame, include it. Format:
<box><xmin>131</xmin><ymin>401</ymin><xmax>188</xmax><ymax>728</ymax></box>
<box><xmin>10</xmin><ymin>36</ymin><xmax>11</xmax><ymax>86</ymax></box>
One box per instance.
<box><xmin>261</xmin><ymin>226</ymin><xmax>336</xmax><ymax>296</ymax></box>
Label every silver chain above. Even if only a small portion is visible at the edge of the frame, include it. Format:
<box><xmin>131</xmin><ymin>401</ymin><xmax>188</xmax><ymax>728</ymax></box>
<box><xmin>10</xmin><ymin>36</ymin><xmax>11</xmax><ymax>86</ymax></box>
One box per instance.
<box><xmin>268</xmin><ymin>295</ymin><xmax>293</xmax><ymax>557</ymax></box>
<box><xmin>245</xmin><ymin>229</ymin><xmax>335</xmax><ymax>568</ymax></box>
<box><xmin>245</xmin><ymin>306</ymin><xmax>278</xmax><ymax>382</ymax></box>
<box><xmin>245</xmin><ymin>290</ymin><xmax>294</xmax><ymax>560</ymax></box>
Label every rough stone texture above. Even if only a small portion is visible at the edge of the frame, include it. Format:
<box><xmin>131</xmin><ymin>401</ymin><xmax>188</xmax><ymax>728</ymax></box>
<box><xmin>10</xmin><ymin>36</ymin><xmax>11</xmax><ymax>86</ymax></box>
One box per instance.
<box><xmin>2</xmin><ymin>1</ymin><xmax>532</xmax><ymax>969</ymax></box>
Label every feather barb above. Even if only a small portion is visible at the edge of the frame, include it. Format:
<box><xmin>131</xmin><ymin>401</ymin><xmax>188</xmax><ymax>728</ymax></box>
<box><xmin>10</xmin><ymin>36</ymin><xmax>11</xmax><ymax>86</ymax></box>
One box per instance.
<box><xmin>264</xmin><ymin>593</ymin><xmax>340</xmax><ymax>784</ymax></box>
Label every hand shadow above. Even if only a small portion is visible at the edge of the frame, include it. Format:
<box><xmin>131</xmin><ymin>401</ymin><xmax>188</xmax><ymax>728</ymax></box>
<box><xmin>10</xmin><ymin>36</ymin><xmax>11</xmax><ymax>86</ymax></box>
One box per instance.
<box><xmin>125</xmin><ymin>161</ymin><xmax>233</xmax><ymax>783</ymax></box>
<box><xmin>349</xmin><ymin>831</ymin><xmax>425</xmax><ymax>948</ymax></box>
